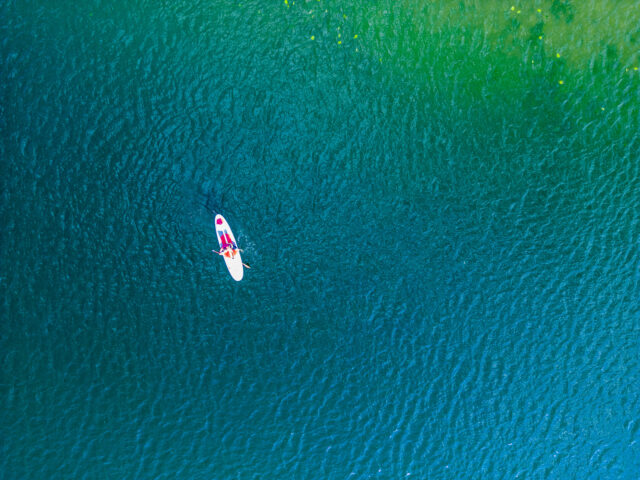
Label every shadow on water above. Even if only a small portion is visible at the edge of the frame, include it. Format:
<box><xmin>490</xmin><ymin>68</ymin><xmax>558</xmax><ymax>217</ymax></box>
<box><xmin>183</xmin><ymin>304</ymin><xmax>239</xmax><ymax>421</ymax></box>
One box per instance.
<box><xmin>200</xmin><ymin>184</ymin><xmax>225</xmax><ymax>217</ymax></box>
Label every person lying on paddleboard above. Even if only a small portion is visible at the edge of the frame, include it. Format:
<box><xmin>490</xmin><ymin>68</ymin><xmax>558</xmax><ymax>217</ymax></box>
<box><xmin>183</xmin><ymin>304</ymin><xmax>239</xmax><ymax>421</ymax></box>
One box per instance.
<box><xmin>219</xmin><ymin>242</ymin><xmax>238</xmax><ymax>259</ymax></box>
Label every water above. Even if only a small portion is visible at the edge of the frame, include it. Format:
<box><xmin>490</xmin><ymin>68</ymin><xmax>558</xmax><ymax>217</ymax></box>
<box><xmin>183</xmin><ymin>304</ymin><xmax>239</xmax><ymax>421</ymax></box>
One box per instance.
<box><xmin>2</xmin><ymin>0</ymin><xmax>639</xmax><ymax>478</ymax></box>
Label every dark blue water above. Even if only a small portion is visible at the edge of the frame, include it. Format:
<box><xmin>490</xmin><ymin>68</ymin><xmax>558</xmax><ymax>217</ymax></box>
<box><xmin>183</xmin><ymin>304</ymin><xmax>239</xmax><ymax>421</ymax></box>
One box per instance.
<box><xmin>2</xmin><ymin>0</ymin><xmax>640</xmax><ymax>478</ymax></box>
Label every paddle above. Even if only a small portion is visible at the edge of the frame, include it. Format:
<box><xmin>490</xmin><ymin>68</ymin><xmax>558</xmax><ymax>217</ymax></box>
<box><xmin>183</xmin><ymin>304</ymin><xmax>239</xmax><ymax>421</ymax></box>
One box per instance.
<box><xmin>212</xmin><ymin>249</ymin><xmax>251</xmax><ymax>269</ymax></box>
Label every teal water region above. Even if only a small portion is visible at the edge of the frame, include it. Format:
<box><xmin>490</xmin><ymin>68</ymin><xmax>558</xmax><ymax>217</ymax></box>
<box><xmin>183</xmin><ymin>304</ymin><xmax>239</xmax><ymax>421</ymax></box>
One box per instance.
<box><xmin>2</xmin><ymin>0</ymin><xmax>639</xmax><ymax>478</ymax></box>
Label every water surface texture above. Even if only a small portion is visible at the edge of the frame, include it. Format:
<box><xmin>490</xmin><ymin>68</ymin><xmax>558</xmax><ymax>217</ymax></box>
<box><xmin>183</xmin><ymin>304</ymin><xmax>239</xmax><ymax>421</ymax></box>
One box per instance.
<box><xmin>2</xmin><ymin>0</ymin><xmax>640</xmax><ymax>478</ymax></box>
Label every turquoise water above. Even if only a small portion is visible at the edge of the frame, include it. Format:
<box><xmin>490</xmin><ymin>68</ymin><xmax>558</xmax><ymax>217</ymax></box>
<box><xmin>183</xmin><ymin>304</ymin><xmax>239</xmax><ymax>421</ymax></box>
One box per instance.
<box><xmin>2</xmin><ymin>0</ymin><xmax>639</xmax><ymax>478</ymax></box>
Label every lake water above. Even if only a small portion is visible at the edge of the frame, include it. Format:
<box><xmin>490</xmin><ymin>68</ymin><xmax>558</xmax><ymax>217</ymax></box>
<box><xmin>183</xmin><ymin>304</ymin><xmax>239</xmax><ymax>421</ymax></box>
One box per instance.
<box><xmin>2</xmin><ymin>0</ymin><xmax>639</xmax><ymax>478</ymax></box>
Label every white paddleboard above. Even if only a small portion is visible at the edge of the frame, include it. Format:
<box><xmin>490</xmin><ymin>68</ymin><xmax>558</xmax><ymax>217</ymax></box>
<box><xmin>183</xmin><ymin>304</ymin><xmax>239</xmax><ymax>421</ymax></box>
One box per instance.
<box><xmin>215</xmin><ymin>214</ymin><xmax>244</xmax><ymax>281</ymax></box>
